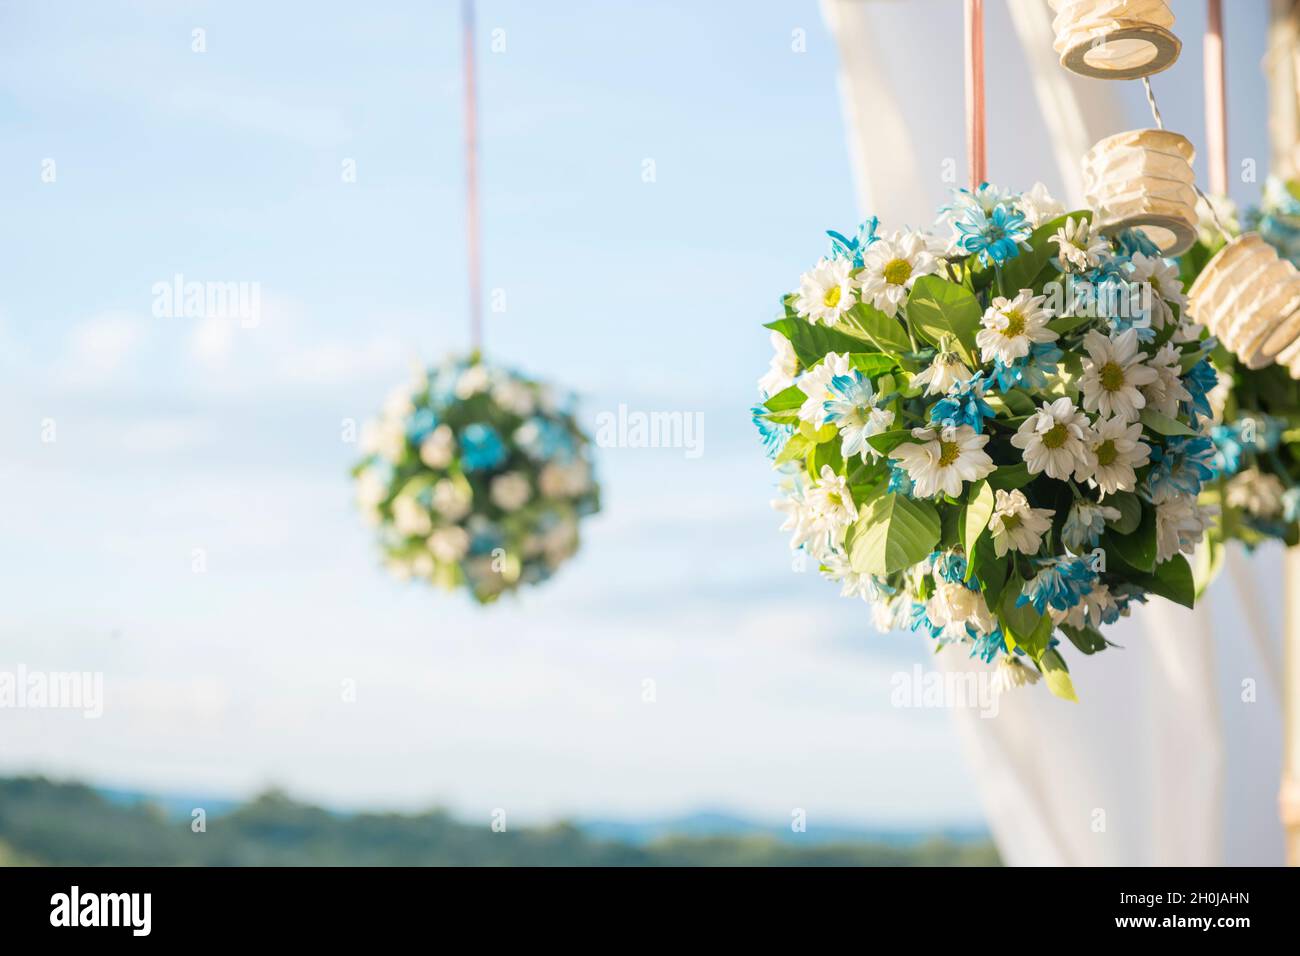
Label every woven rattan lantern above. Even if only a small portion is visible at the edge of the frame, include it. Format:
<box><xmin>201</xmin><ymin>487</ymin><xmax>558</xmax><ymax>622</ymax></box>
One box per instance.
<box><xmin>1050</xmin><ymin>0</ymin><xmax>1181</xmax><ymax>80</ymax></box>
<box><xmin>1082</xmin><ymin>128</ymin><xmax>1198</xmax><ymax>256</ymax></box>
<box><xmin>1187</xmin><ymin>233</ymin><xmax>1300</xmax><ymax>375</ymax></box>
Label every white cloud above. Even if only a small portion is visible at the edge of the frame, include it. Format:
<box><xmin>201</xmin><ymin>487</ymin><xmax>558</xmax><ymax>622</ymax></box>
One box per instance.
<box><xmin>54</xmin><ymin>312</ymin><xmax>145</xmax><ymax>387</ymax></box>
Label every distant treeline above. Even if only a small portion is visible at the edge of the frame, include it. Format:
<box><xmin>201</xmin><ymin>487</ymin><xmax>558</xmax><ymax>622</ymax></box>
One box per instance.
<box><xmin>0</xmin><ymin>777</ymin><xmax>999</xmax><ymax>867</ymax></box>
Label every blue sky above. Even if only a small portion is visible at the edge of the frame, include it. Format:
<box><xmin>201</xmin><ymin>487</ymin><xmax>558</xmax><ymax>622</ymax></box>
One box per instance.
<box><xmin>0</xmin><ymin>1</ymin><xmax>1277</xmax><ymax>828</ymax></box>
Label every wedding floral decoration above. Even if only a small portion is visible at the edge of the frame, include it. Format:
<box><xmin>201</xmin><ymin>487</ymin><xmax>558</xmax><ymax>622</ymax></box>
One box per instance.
<box><xmin>754</xmin><ymin>183</ymin><xmax>1215</xmax><ymax>700</ymax></box>
<box><xmin>353</xmin><ymin>356</ymin><xmax>600</xmax><ymax>603</ymax></box>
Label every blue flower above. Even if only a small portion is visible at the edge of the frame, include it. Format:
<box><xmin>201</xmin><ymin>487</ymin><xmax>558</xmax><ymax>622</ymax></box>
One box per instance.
<box><xmin>515</xmin><ymin>416</ymin><xmax>573</xmax><ymax>462</ymax></box>
<box><xmin>991</xmin><ymin>342</ymin><xmax>1062</xmax><ymax>393</ymax></box>
<box><xmin>827</xmin><ymin>216</ymin><xmax>880</xmax><ymax>267</ymax></box>
<box><xmin>930</xmin><ymin>550</ymin><xmax>978</xmax><ymax>588</ymax></box>
<box><xmin>1210</xmin><ymin>423</ymin><xmax>1246</xmax><ymax>477</ymax></box>
<box><xmin>1284</xmin><ymin>487</ymin><xmax>1300</xmax><ymax>523</ymax></box>
<box><xmin>1017</xmin><ymin>556</ymin><xmax>1096</xmax><ymax>615</ymax></box>
<box><xmin>886</xmin><ymin>461</ymin><xmax>914</xmax><ymax>497</ymax></box>
<box><xmin>1115</xmin><ymin>228</ymin><xmax>1162</xmax><ymax>258</ymax></box>
<box><xmin>1062</xmin><ymin>500</ymin><xmax>1118</xmax><ymax>552</ymax></box>
<box><xmin>1144</xmin><ymin>435</ymin><xmax>1218</xmax><ymax>501</ymax></box>
<box><xmin>1181</xmin><ymin>359</ymin><xmax>1218</xmax><ymax>427</ymax></box>
<box><xmin>405</xmin><ymin>406</ymin><xmax>439</xmax><ymax>444</ymax></box>
<box><xmin>752</xmin><ymin>404</ymin><xmax>794</xmax><ymax>460</ymax></box>
<box><xmin>930</xmin><ymin>373</ymin><xmax>996</xmax><ymax>434</ymax></box>
<box><xmin>952</xmin><ymin>203</ymin><xmax>1032</xmax><ymax>267</ymax></box>
<box><xmin>909</xmin><ymin>601</ymin><xmax>944</xmax><ymax>640</ymax></box>
<box><xmin>460</xmin><ymin>423</ymin><xmax>508</xmax><ymax>472</ymax></box>
<box><xmin>823</xmin><ymin>371</ymin><xmax>891</xmax><ymax>460</ymax></box>
<box><xmin>969</xmin><ymin>627</ymin><xmax>1008</xmax><ymax>663</ymax></box>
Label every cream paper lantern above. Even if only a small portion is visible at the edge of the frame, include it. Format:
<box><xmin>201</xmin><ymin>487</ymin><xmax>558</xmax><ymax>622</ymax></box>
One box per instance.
<box><xmin>1186</xmin><ymin>233</ymin><xmax>1300</xmax><ymax>375</ymax></box>
<box><xmin>1050</xmin><ymin>0</ymin><xmax>1181</xmax><ymax>80</ymax></box>
<box><xmin>1082</xmin><ymin>128</ymin><xmax>1199</xmax><ymax>256</ymax></box>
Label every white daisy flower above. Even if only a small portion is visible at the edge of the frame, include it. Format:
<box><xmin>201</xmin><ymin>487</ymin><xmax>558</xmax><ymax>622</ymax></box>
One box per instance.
<box><xmin>926</xmin><ymin>580</ymin><xmax>998</xmax><ymax>636</ymax></box>
<box><xmin>455</xmin><ymin>363</ymin><xmax>491</xmax><ymax>399</ymax></box>
<box><xmin>490</xmin><ymin>472</ymin><xmax>533</xmax><ymax>511</ymax></box>
<box><xmin>1155</xmin><ymin>496</ymin><xmax>1215</xmax><ymax>564</ymax></box>
<box><xmin>990</xmin><ymin>656</ymin><xmax>1041</xmax><ymax>695</ymax></box>
<box><xmin>419</xmin><ymin>424</ymin><xmax>456</xmax><ymax>469</ymax></box>
<box><xmin>1128</xmin><ymin>252</ymin><xmax>1187</xmax><ymax>320</ymax></box>
<box><xmin>1141</xmin><ymin>342</ymin><xmax>1192</xmax><ymax>418</ymax></box>
<box><xmin>912</xmin><ymin>347</ymin><xmax>973</xmax><ymax>397</ymax></box>
<box><xmin>362</xmin><ymin>417</ymin><xmax>408</xmax><ymax>464</ymax></box>
<box><xmin>355</xmin><ymin>468</ymin><xmax>388</xmax><ymax>525</ymax></box>
<box><xmin>427</xmin><ymin>525</ymin><xmax>471</xmax><ymax>563</ymax></box>
<box><xmin>1062</xmin><ymin>499</ymin><xmax>1121</xmax><ymax>552</ymax></box>
<box><xmin>988</xmin><ymin>488</ymin><xmax>1054</xmax><ymax>557</ymax></box>
<box><xmin>1079</xmin><ymin>328</ymin><xmax>1159</xmax><ymax>423</ymax></box>
<box><xmin>758</xmin><ymin>330</ymin><xmax>799</xmax><ymax>396</ymax></box>
<box><xmin>492</xmin><ymin>379</ymin><xmax>536</xmax><ymax>417</ymax></box>
<box><xmin>1018</xmin><ymin>182</ymin><xmax>1064</xmax><ymax>228</ymax></box>
<box><xmin>1081</xmin><ymin>415</ymin><xmax>1150</xmax><ymax>496</ymax></box>
<box><xmin>858</xmin><ymin>229</ymin><xmax>942</xmax><ymax>315</ymax></box>
<box><xmin>432</xmin><ymin>478</ymin><xmax>472</xmax><ymax>522</ymax></box>
<box><xmin>795</xmin><ymin>352</ymin><xmax>851</xmax><ymax>423</ymax></box>
<box><xmin>539</xmin><ymin>460</ymin><xmax>592</xmax><ymax>498</ymax></box>
<box><xmin>1010</xmin><ymin>397</ymin><xmax>1091</xmax><ymax>480</ymax></box>
<box><xmin>794</xmin><ymin>257</ymin><xmax>856</xmax><ymax>326</ymax></box>
<box><xmin>888</xmin><ymin>425</ymin><xmax>995</xmax><ymax>499</ymax></box>
<box><xmin>392</xmin><ymin>494</ymin><xmax>434</xmax><ymax>537</ymax></box>
<box><xmin>1050</xmin><ymin>581</ymin><xmax>1120</xmax><ymax>630</ymax></box>
<box><xmin>803</xmin><ymin>465</ymin><xmax>859</xmax><ymax>543</ymax></box>
<box><xmin>1225</xmin><ymin>468</ymin><xmax>1286</xmax><ymax>518</ymax></box>
<box><xmin>1049</xmin><ymin>216</ymin><xmax>1108</xmax><ymax>272</ymax></box>
<box><xmin>976</xmin><ymin>290</ymin><xmax>1057</xmax><ymax>365</ymax></box>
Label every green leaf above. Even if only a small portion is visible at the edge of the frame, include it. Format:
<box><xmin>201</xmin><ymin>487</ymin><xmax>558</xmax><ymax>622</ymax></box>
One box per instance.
<box><xmin>1060</xmin><ymin>623</ymin><xmax>1108</xmax><ymax>655</ymax></box>
<box><xmin>1107</xmin><ymin>491</ymin><xmax>1142</xmax><ymax>534</ymax></box>
<box><xmin>842</xmin><ymin>302</ymin><xmax>913</xmax><ymax>356</ymax></box>
<box><xmin>774</xmin><ymin>433</ymin><xmax>811</xmax><ymax>466</ymax></box>
<box><xmin>962</xmin><ymin>480</ymin><xmax>995</xmax><ymax>554</ymax></box>
<box><xmin>848</xmin><ymin>353</ymin><xmax>898</xmax><ymax>377</ymax></box>
<box><xmin>1039</xmin><ymin>648</ymin><xmax>1078</xmax><ymax>702</ymax></box>
<box><xmin>809</xmin><ymin>438</ymin><xmax>843</xmax><ymax>479</ymax></box>
<box><xmin>971</xmin><ymin>535</ymin><xmax>1008</xmax><ymax>603</ymax></box>
<box><xmin>1102</xmin><ymin>502</ymin><xmax>1157</xmax><ymax>572</ymax></box>
<box><xmin>1046</xmin><ymin>313</ymin><xmax>1092</xmax><ymax>336</ymax></box>
<box><xmin>1000</xmin><ymin>210</ymin><xmax>1091</xmax><ymax>292</ymax></box>
<box><xmin>905</xmin><ymin>275</ymin><xmax>982</xmax><ymax>364</ymax></box>
<box><xmin>1146</xmin><ymin>553</ymin><xmax>1196</xmax><ymax>608</ymax></box>
<box><xmin>866</xmin><ymin>429</ymin><xmax>916</xmax><ymax>456</ymax></box>
<box><xmin>764</xmin><ymin>317</ymin><xmax>871</xmax><ymax>368</ymax></box>
<box><xmin>988</xmin><ymin>389</ymin><xmax>1037</xmax><ymax>417</ymax></box>
<box><xmin>847</xmin><ymin>493</ymin><xmax>942</xmax><ymax>575</ymax></box>
<box><xmin>987</xmin><ymin>462</ymin><xmax>1033</xmax><ymax>490</ymax></box>
<box><xmin>762</xmin><ymin>385</ymin><xmax>805</xmax><ymax>413</ymax></box>
<box><xmin>1139</xmin><ymin>408</ymin><xmax>1195</xmax><ymax>436</ymax></box>
<box><xmin>997</xmin><ymin>573</ymin><xmax>1051</xmax><ymax>661</ymax></box>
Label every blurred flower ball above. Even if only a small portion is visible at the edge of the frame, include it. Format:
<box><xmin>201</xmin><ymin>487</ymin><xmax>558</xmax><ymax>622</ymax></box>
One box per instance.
<box><xmin>353</xmin><ymin>356</ymin><xmax>600</xmax><ymax>603</ymax></box>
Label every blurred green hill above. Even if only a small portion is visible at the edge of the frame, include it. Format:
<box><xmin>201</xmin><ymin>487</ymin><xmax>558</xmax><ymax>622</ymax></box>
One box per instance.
<box><xmin>0</xmin><ymin>777</ymin><xmax>998</xmax><ymax>866</ymax></box>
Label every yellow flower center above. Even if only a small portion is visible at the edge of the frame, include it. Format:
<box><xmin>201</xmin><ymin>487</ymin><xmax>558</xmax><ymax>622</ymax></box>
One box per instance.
<box><xmin>1001</xmin><ymin>309</ymin><xmax>1026</xmax><ymax>338</ymax></box>
<box><xmin>1041</xmin><ymin>423</ymin><xmax>1069</xmax><ymax>449</ymax></box>
<box><xmin>883</xmin><ymin>258</ymin><xmax>913</xmax><ymax>286</ymax></box>
<box><xmin>1000</xmin><ymin>513</ymin><xmax>1023</xmax><ymax>531</ymax></box>
<box><xmin>823</xmin><ymin>285</ymin><xmax>842</xmax><ymax>309</ymax></box>
<box><xmin>1100</xmin><ymin>361</ymin><xmax>1126</xmax><ymax>392</ymax></box>
<box><xmin>1095</xmin><ymin>438</ymin><xmax>1118</xmax><ymax>466</ymax></box>
<box><xmin>938</xmin><ymin>440</ymin><xmax>961</xmax><ymax>466</ymax></box>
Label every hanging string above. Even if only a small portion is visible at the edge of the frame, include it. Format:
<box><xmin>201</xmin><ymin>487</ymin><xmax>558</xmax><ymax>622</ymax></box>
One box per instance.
<box><xmin>964</xmin><ymin>0</ymin><xmax>986</xmax><ymax>189</ymax></box>
<box><xmin>463</xmin><ymin>0</ymin><xmax>483</xmax><ymax>355</ymax></box>
<box><xmin>1142</xmin><ymin>74</ymin><xmax>1231</xmax><ymax>243</ymax></box>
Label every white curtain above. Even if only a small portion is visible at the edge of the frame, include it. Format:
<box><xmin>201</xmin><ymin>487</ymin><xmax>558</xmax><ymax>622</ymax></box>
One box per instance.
<box><xmin>821</xmin><ymin>0</ymin><xmax>1285</xmax><ymax>865</ymax></box>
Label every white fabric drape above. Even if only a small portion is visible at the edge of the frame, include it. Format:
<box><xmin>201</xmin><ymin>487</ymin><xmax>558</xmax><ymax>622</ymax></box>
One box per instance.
<box><xmin>820</xmin><ymin>0</ymin><xmax>1285</xmax><ymax>865</ymax></box>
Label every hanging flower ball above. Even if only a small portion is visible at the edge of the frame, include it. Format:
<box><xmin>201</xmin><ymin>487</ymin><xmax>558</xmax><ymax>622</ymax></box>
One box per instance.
<box><xmin>1083</xmin><ymin>129</ymin><xmax>1199</xmax><ymax>256</ymax></box>
<box><xmin>755</xmin><ymin>183</ymin><xmax>1215</xmax><ymax>701</ymax></box>
<box><xmin>1050</xmin><ymin>0</ymin><xmax>1181</xmax><ymax>80</ymax></box>
<box><xmin>353</xmin><ymin>356</ymin><xmax>601</xmax><ymax>603</ymax></box>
